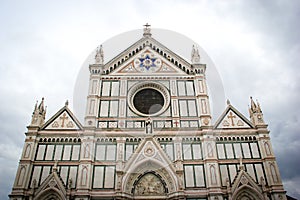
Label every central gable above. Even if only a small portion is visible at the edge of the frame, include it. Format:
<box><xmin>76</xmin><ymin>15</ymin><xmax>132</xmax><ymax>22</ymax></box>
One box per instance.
<box><xmin>102</xmin><ymin>37</ymin><xmax>193</xmax><ymax>76</ymax></box>
<box><xmin>111</xmin><ymin>47</ymin><xmax>188</xmax><ymax>76</ymax></box>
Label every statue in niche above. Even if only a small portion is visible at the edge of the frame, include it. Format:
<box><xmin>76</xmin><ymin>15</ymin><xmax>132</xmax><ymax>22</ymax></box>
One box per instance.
<box><xmin>145</xmin><ymin>118</ymin><xmax>153</xmax><ymax>134</ymax></box>
<box><xmin>84</xmin><ymin>144</ymin><xmax>90</xmax><ymax>158</ymax></box>
<box><xmin>210</xmin><ymin>165</ymin><xmax>217</xmax><ymax>185</ymax></box>
<box><xmin>207</xmin><ymin>143</ymin><xmax>213</xmax><ymax>157</ymax></box>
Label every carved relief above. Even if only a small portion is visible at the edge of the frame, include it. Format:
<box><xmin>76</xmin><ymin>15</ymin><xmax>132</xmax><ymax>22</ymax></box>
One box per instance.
<box><xmin>203</xmin><ymin>118</ymin><xmax>210</xmax><ymax>125</ymax></box>
<box><xmin>237</xmin><ymin>120</ymin><xmax>244</xmax><ymax>126</ymax></box>
<box><xmin>133</xmin><ymin>173</ymin><xmax>166</xmax><ymax>196</ymax></box>
<box><xmin>144</xmin><ymin>145</ymin><xmax>155</xmax><ymax>157</ymax></box>
<box><xmin>48</xmin><ymin>178</ymin><xmax>57</xmax><ymax>188</ymax></box>
<box><xmin>52</xmin><ymin>121</ymin><xmax>59</xmax><ymax>128</ymax></box>
<box><xmin>207</xmin><ymin>143</ymin><xmax>213</xmax><ymax>157</ymax></box>
<box><xmin>84</xmin><ymin>144</ymin><xmax>90</xmax><ymax>158</ymax></box>
<box><xmin>222</xmin><ymin>120</ymin><xmax>230</xmax><ymax>126</ymax></box>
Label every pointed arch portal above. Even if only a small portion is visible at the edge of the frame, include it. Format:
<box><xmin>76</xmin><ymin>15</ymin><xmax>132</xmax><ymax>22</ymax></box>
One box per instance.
<box><xmin>34</xmin><ymin>188</ymin><xmax>65</xmax><ymax>200</ymax></box>
<box><xmin>233</xmin><ymin>186</ymin><xmax>264</xmax><ymax>200</ymax></box>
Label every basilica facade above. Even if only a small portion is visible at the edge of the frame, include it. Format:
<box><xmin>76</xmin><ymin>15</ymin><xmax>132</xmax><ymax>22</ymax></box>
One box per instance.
<box><xmin>9</xmin><ymin>26</ymin><xmax>287</xmax><ymax>200</ymax></box>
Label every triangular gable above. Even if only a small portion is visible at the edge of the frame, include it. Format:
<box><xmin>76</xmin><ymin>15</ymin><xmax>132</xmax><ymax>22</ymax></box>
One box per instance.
<box><xmin>41</xmin><ymin>105</ymin><xmax>83</xmax><ymax>130</ymax></box>
<box><xmin>102</xmin><ymin>36</ymin><xmax>193</xmax><ymax>76</ymax></box>
<box><xmin>214</xmin><ymin>104</ymin><xmax>254</xmax><ymax>129</ymax></box>
<box><xmin>124</xmin><ymin>137</ymin><xmax>175</xmax><ymax>173</ymax></box>
<box><xmin>122</xmin><ymin>137</ymin><xmax>178</xmax><ymax>194</ymax></box>
<box><xmin>231</xmin><ymin>169</ymin><xmax>264</xmax><ymax>200</ymax></box>
<box><xmin>110</xmin><ymin>47</ymin><xmax>188</xmax><ymax>76</ymax></box>
<box><xmin>34</xmin><ymin>170</ymin><xmax>67</xmax><ymax>199</ymax></box>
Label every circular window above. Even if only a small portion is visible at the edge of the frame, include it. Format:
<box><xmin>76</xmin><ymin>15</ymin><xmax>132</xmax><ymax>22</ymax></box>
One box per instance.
<box><xmin>133</xmin><ymin>89</ymin><xmax>164</xmax><ymax>115</ymax></box>
<box><xmin>128</xmin><ymin>82</ymin><xmax>170</xmax><ymax>117</ymax></box>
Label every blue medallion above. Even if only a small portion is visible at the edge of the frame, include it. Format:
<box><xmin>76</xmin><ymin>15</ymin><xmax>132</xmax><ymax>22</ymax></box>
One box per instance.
<box><xmin>138</xmin><ymin>54</ymin><xmax>157</xmax><ymax>70</ymax></box>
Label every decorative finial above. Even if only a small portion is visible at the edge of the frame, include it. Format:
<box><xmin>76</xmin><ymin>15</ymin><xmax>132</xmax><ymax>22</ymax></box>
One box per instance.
<box><xmin>239</xmin><ymin>156</ymin><xmax>244</xmax><ymax>170</ymax></box>
<box><xmin>68</xmin><ymin>178</ymin><xmax>73</xmax><ymax>189</ymax></box>
<box><xmin>191</xmin><ymin>44</ymin><xmax>200</xmax><ymax>64</ymax></box>
<box><xmin>95</xmin><ymin>45</ymin><xmax>104</xmax><ymax>64</ymax></box>
<box><xmin>256</xmin><ymin>99</ymin><xmax>262</xmax><ymax>112</ymax></box>
<box><xmin>143</xmin><ymin>23</ymin><xmax>152</xmax><ymax>37</ymax></box>
<box><xmin>250</xmin><ymin>96</ymin><xmax>257</xmax><ymax>112</ymax></box>
<box><xmin>65</xmin><ymin>100</ymin><xmax>69</xmax><ymax>107</ymax></box>
<box><xmin>52</xmin><ymin>160</ymin><xmax>58</xmax><ymax>172</ymax></box>
<box><xmin>226</xmin><ymin>99</ymin><xmax>231</xmax><ymax>105</ymax></box>
<box><xmin>38</xmin><ymin>97</ymin><xmax>44</xmax><ymax>111</ymax></box>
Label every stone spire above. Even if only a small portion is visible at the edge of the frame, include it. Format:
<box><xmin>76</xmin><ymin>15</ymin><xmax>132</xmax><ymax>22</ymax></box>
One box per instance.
<box><xmin>191</xmin><ymin>44</ymin><xmax>200</xmax><ymax>64</ymax></box>
<box><xmin>143</xmin><ymin>23</ymin><xmax>152</xmax><ymax>37</ymax></box>
<box><xmin>95</xmin><ymin>45</ymin><xmax>104</xmax><ymax>64</ymax></box>
<box><xmin>30</xmin><ymin>97</ymin><xmax>46</xmax><ymax>127</ymax></box>
<box><xmin>249</xmin><ymin>97</ymin><xmax>265</xmax><ymax>126</ymax></box>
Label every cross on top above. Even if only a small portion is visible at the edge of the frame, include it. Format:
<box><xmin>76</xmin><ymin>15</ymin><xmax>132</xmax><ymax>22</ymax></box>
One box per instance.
<box><xmin>144</xmin><ymin>23</ymin><xmax>151</xmax><ymax>29</ymax></box>
<box><xmin>143</xmin><ymin>23</ymin><xmax>151</xmax><ymax>37</ymax></box>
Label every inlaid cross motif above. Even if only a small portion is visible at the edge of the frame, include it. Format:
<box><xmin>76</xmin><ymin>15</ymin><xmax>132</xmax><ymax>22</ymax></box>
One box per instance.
<box><xmin>227</xmin><ymin>112</ymin><xmax>236</xmax><ymax>126</ymax></box>
<box><xmin>173</xmin><ymin>120</ymin><xmax>180</xmax><ymax>127</ymax></box>
<box><xmin>60</xmin><ymin>113</ymin><xmax>68</xmax><ymax>127</ymax></box>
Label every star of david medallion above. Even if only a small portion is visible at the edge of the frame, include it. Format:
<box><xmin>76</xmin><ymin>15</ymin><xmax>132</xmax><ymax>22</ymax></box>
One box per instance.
<box><xmin>134</xmin><ymin>53</ymin><xmax>162</xmax><ymax>72</ymax></box>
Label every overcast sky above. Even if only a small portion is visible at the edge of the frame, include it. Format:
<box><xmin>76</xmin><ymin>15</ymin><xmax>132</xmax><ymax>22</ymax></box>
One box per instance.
<box><xmin>0</xmin><ymin>0</ymin><xmax>299</xmax><ymax>199</ymax></box>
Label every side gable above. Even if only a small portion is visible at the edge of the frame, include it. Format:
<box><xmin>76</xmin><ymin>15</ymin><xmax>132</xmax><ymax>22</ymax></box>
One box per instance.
<box><xmin>101</xmin><ymin>36</ymin><xmax>194</xmax><ymax>76</ymax></box>
<box><xmin>214</xmin><ymin>104</ymin><xmax>254</xmax><ymax>129</ymax></box>
<box><xmin>41</xmin><ymin>104</ymin><xmax>83</xmax><ymax>130</ymax></box>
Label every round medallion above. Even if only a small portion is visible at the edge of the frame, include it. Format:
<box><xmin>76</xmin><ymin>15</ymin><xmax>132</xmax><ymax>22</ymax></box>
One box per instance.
<box><xmin>134</xmin><ymin>52</ymin><xmax>162</xmax><ymax>72</ymax></box>
<box><xmin>144</xmin><ymin>146</ymin><xmax>155</xmax><ymax>157</ymax></box>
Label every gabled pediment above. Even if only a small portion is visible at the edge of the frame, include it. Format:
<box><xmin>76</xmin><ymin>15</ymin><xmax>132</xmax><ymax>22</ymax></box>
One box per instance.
<box><xmin>124</xmin><ymin>137</ymin><xmax>175</xmax><ymax>173</ymax></box>
<box><xmin>122</xmin><ymin>137</ymin><xmax>178</xmax><ymax>194</ymax></box>
<box><xmin>231</xmin><ymin>169</ymin><xmax>264</xmax><ymax>200</ymax></box>
<box><xmin>102</xmin><ymin>37</ymin><xmax>193</xmax><ymax>76</ymax></box>
<box><xmin>214</xmin><ymin>104</ymin><xmax>254</xmax><ymax>129</ymax></box>
<box><xmin>110</xmin><ymin>47</ymin><xmax>188</xmax><ymax>76</ymax></box>
<box><xmin>34</xmin><ymin>170</ymin><xmax>67</xmax><ymax>200</ymax></box>
<box><xmin>41</xmin><ymin>104</ymin><xmax>83</xmax><ymax>130</ymax></box>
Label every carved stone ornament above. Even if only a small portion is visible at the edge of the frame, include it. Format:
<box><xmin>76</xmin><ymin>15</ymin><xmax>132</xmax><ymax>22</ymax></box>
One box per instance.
<box><xmin>48</xmin><ymin>178</ymin><xmax>57</xmax><ymax>188</ymax></box>
<box><xmin>203</xmin><ymin>118</ymin><xmax>210</xmax><ymax>125</ymax></box>
<box><xmin>240</xmin><ymin>175</ymin><xmax>248</xmax><ymax>185</ymax></box>
<box><xmin>134</xmin><ymin>173</ymin><xmax>165</xmax><ymax>196</ymax></box>
<box><xmin>144</xmin><ymin>145</ymin><xmax>155</xmax><ymax>157</ymax></box>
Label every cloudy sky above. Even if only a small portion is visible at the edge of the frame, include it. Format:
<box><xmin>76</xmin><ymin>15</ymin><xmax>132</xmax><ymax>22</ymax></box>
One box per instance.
<box><xmin>0</xmin><ymin>0</ymin><xmax>299</xmax><ymax>199</ymax></box>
